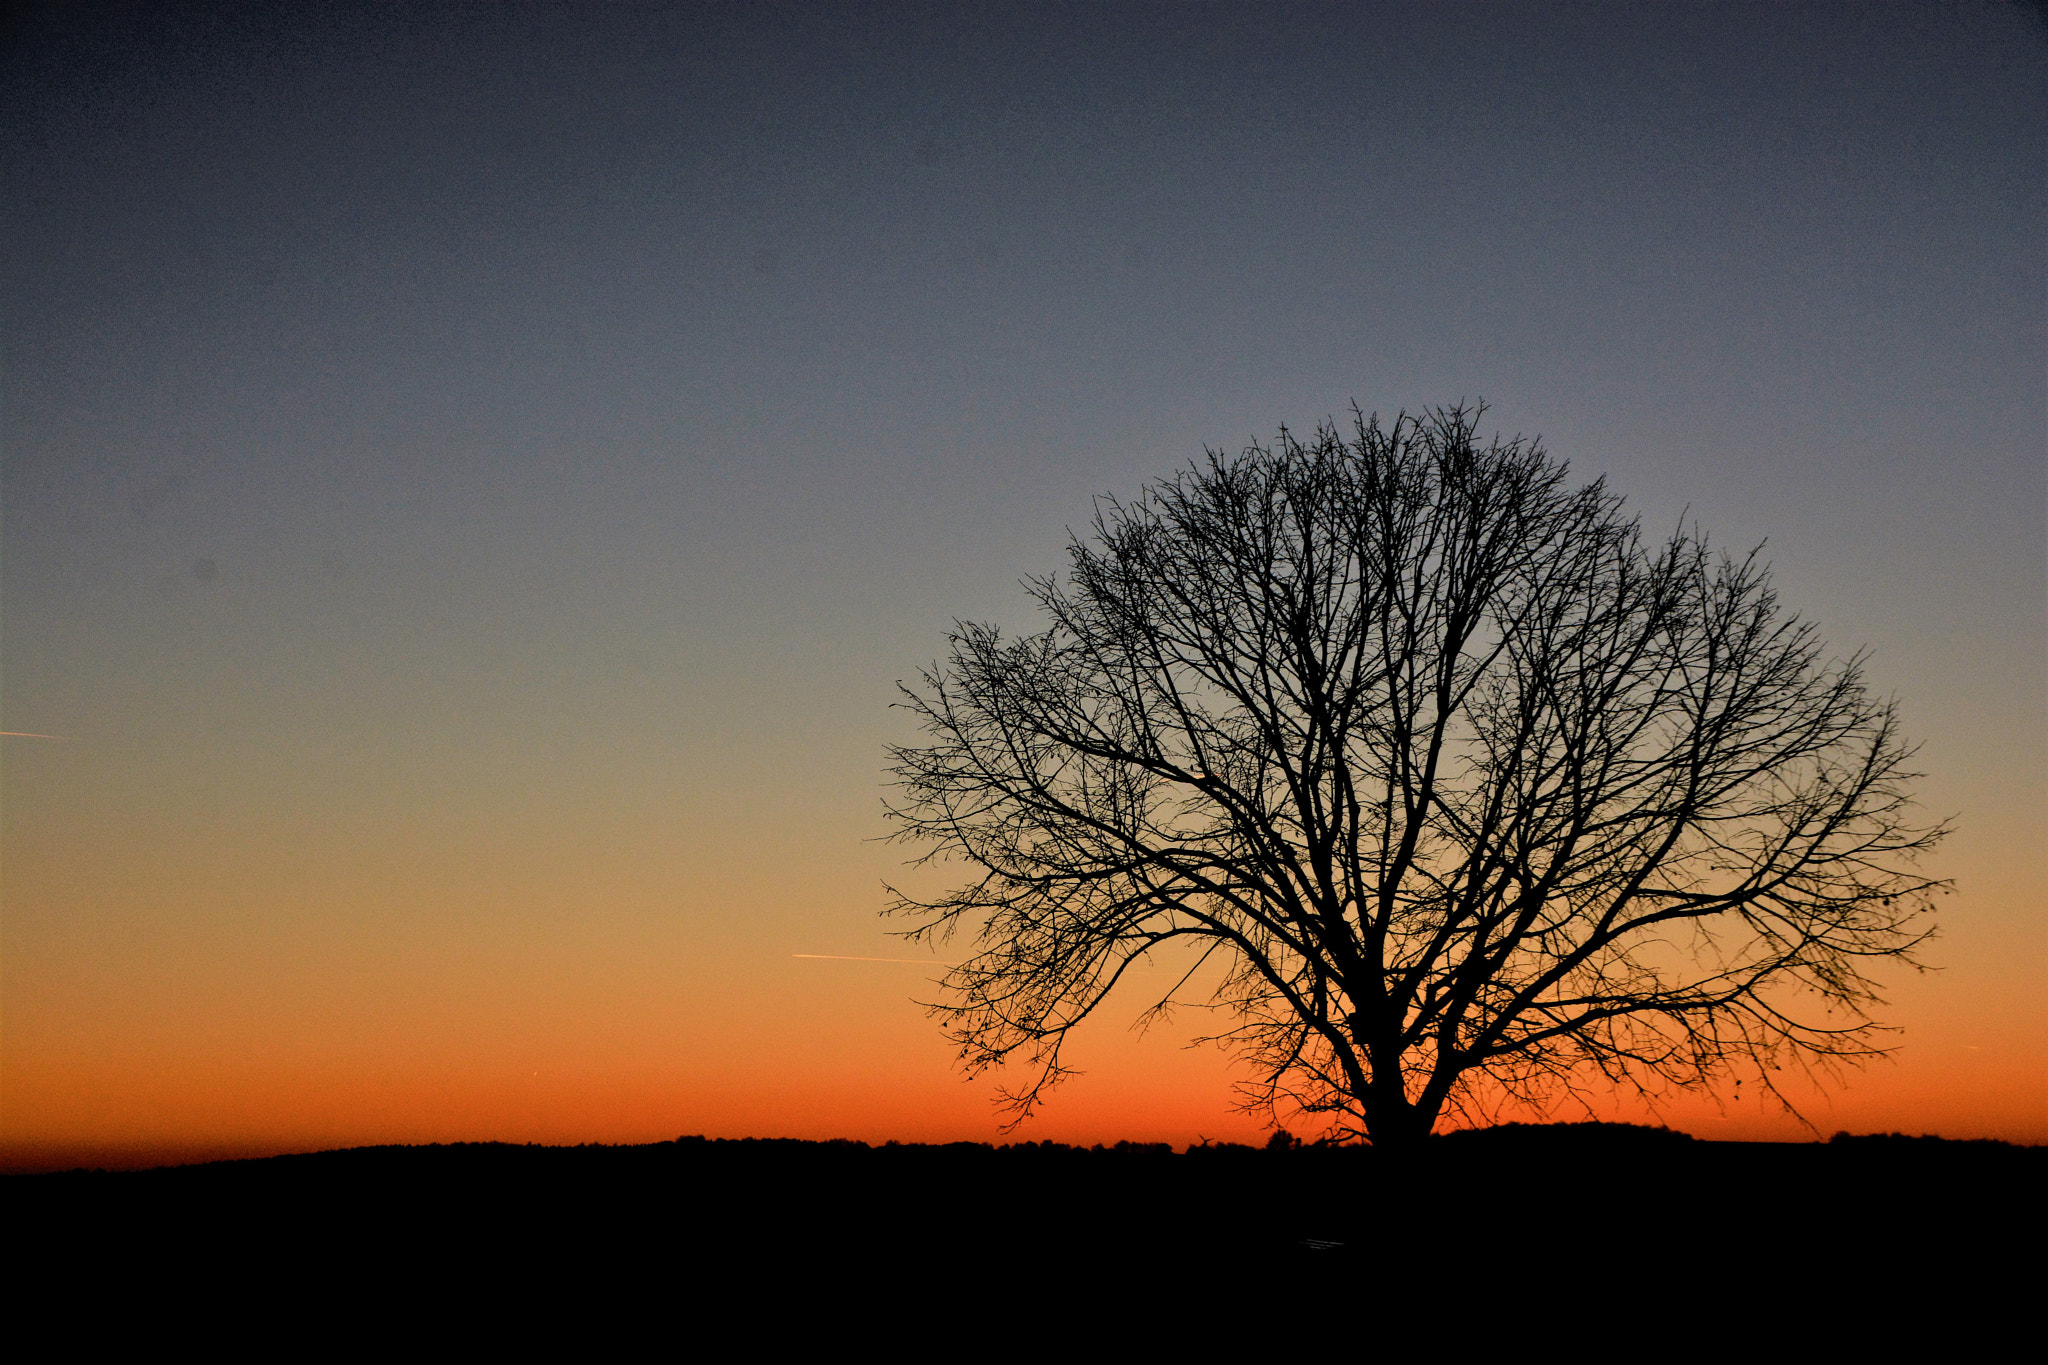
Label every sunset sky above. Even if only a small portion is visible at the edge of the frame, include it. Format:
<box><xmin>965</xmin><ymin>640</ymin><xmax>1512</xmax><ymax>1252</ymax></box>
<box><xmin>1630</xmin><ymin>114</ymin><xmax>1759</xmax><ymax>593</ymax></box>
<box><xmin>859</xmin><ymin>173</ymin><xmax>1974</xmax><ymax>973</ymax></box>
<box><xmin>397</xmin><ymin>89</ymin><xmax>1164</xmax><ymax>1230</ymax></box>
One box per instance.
<box><xmin>4</xmin><ymin>2</ymin><xmax>2042</xmax><ymax>1171</ymax></box>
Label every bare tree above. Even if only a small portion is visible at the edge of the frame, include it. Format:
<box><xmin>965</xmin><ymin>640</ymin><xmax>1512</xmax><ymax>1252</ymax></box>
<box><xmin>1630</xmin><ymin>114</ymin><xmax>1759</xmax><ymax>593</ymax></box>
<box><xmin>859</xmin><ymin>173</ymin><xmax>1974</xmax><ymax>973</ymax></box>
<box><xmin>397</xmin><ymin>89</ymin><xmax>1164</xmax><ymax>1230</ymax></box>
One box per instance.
<box><xmin>884</xmin><ymin>406</ymin><xmax>1946</xmax><ymax>1148</ymax></box>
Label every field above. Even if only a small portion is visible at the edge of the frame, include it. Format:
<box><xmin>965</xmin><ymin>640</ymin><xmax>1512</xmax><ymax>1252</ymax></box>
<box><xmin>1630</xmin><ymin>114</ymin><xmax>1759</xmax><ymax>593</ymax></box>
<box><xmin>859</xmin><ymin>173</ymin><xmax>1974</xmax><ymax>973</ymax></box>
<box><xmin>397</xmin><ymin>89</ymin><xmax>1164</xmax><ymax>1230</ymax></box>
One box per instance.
<box><xmin>10</xmin><ymin>1124</ymin><xmax>2036</xmax><ymax>1341</ymax></box>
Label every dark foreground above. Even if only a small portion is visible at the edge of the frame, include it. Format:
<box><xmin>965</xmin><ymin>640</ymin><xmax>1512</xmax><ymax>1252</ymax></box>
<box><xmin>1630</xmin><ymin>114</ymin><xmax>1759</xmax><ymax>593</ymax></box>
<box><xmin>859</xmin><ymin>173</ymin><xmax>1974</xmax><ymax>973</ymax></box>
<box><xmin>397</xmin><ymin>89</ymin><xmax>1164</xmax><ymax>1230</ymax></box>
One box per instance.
<box><xmin>12</xmin><ymin>1125</ymin><xmax>2039</xmax><ymax>1340</ymax></box>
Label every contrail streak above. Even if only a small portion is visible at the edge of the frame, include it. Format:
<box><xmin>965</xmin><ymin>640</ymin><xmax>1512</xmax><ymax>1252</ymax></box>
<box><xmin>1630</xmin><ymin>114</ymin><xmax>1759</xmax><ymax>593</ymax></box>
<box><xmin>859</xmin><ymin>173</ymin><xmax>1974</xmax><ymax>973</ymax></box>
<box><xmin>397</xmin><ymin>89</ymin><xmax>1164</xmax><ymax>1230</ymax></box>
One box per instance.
<box><xmin>1</xmin><ymin>731</ymin><xmax>71</xmax><ymax>740</ymax></box>
<box><xmin>792</xmin><ymin>953</ymin><xmax>958</xmax><ymax>965</ymax></box>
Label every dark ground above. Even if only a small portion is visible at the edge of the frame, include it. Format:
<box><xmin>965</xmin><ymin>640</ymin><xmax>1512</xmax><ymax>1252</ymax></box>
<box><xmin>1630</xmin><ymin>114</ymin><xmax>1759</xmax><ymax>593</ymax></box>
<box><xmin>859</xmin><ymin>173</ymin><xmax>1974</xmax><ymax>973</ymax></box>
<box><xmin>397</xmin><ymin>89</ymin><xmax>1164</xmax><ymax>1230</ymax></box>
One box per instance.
<box><xmin>10</xmin><ymin>1124</ymin><xmax>2038</xmax><ymax>1343</ymax></box>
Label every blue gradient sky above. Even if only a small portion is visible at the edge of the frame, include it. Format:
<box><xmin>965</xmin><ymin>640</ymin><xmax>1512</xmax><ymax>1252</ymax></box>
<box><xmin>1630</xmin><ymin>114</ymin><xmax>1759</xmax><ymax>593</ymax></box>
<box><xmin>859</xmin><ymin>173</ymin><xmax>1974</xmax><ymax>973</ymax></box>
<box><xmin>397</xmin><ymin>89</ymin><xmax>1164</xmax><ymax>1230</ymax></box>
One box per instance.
<box><xmin>4</xmin><ymin>2</ymin><xmax>2042</xmax><ymax>1164</ymax></box>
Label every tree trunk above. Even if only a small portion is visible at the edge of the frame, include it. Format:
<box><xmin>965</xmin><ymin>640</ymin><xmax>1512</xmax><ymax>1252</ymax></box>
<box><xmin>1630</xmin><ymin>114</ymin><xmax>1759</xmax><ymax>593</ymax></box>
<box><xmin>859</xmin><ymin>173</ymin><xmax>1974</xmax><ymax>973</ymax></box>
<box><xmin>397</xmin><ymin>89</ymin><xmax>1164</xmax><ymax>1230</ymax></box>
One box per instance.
<box><xmin>1364</xmin><ymin>1082</ymin><xmax>1435</xmax><ymax>1151</ymax></box>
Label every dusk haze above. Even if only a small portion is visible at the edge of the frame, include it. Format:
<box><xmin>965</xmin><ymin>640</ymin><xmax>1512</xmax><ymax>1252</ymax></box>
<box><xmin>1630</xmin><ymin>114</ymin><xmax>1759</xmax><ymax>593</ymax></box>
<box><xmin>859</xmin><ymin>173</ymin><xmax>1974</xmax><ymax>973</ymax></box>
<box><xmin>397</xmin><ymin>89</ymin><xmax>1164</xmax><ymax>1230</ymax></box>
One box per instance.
<box><xmin>3</xmin><ymin>1</ymin><xmax>2042</xmax><ymax>1176</ymax></box>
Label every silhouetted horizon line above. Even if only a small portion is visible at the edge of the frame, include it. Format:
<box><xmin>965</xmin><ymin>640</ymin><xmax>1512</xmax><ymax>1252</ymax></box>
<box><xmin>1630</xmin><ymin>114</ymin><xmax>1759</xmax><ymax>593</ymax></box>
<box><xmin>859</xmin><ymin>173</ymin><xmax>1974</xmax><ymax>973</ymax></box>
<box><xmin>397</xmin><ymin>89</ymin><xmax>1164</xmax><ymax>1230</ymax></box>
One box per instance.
<box><xmin>9</xmin><ymin>1121</ymin><xmax>2038</xmax><ymax>1177</ymax></box>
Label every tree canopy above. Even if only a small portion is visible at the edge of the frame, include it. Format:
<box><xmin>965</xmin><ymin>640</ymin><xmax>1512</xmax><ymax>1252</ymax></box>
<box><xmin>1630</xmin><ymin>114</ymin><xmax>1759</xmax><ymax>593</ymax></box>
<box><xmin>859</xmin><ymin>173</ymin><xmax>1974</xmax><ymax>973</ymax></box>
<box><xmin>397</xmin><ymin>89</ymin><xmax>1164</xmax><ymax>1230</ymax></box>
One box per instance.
<box><xmin>884</xmin><ymin>406</ymin><xmax>1946</xmax><ymax>1147</ymax></box>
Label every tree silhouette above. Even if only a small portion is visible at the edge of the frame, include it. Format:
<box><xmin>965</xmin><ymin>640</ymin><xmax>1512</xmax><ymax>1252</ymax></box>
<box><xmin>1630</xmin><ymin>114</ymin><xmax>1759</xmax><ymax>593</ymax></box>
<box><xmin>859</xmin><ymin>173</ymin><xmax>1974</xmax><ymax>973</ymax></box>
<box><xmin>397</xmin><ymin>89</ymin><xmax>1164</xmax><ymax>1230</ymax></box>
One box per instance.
<box><xmin>885</xmin><ymin>406</ymin><xmax>1946</xmax><ymax>1148</ymax></box>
